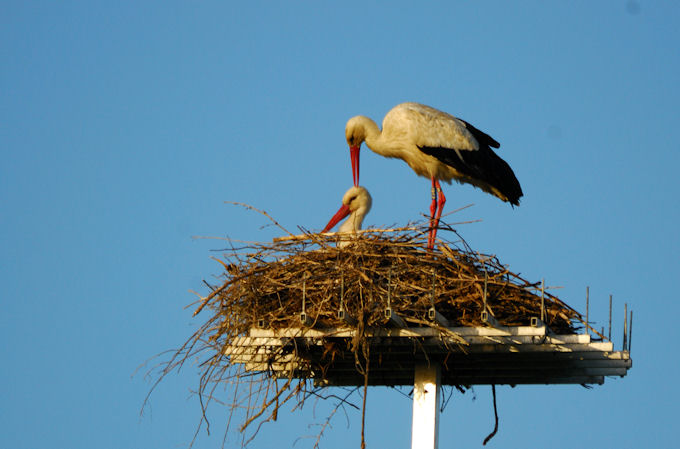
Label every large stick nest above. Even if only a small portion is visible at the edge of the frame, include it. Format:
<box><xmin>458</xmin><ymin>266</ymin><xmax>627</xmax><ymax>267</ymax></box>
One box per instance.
<box><xmin>152</xmin><ymin>218</ymin><xmax>587</xmax><ymax>447</ymax></box>
<box><xmin>195</xmin><ymin>224</ymin><xmax>580</xmax><ymax>335</ymax></box>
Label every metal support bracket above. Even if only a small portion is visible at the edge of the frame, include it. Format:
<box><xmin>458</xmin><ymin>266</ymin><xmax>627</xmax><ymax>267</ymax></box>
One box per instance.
<box><xmin>385</xmin><ymin>307</ymin><xmax>407</xmax><ymax>328</ymax></box>
<box><xmin>530</xmin><ymin>316</ymin><xmax>551</xmax><ymax>334</ymax></box>
<box><xmin>530</xmin><ymin>316</ymin><xmax>544</xmax><ymax>327</ymax></box>
<box><xmin>481</xmin><ymin>310</ymin><xmax>499</xmax><ymax>327</ymax></box>
<box><xmin>338</xmin><ymin>308</ymin><xmax>357</xmax><ymax>326</ymax></box>
<box><xmin>428</xmin><ymin>307</ymin><xmax>450</xmax><ymax>327</ymax></box>
<box><xmin>300</xmin><ymin>312</ymin><xmax>313</xmax><ymax>327</ymax></box>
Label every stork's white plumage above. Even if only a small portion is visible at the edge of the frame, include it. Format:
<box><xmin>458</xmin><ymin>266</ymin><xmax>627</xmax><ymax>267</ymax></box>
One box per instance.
<box><xmin>346</xmin><ymin>102</ymin><xmax>523</xmax><ymax>249</ymax></box>
<box><xmin>322</xmin><ymin>186</ymin><xmax>372</xmax><ymax>248</ymax></box>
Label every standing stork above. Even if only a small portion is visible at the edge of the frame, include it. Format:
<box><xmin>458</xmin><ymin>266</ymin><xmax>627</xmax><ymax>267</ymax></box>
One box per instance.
<box><xmin>346</xmin><ymin>102</ymin><xmax>522</xmax><ymax>249</ymax></box>
<box><xmin>322</xmin><ymin>186</ymin><xmax>372</xmax><ymax>248</ymax></box>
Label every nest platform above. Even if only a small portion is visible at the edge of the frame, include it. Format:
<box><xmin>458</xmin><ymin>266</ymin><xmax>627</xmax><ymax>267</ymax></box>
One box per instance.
<box><xmin>229</xmin><ymin>325</ymin><xmax>629</xmax><ymax>386</ymax></box>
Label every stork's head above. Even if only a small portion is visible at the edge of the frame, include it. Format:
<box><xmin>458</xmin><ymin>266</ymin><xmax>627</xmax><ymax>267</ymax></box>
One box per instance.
<box><xmin>341</xmin><ymin>185</ymin><xmax>372</xmax><ymax>218</ymax></box>
<box><xmin>346</xmin><ymin>116</ymin><xmax>370</xmax><ymax>147</ymax></box>
<box><xmin>322</xmin><ymin>186</ymin><xmax>372</xmax><ymax>234</ymax></box>
<box><xmin>345</xmin><ymin>116</ymin><xmax>371</xmax><ymax>187</ymax></box>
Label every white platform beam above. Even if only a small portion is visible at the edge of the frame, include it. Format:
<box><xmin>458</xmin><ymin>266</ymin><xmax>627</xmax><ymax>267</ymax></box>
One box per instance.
<box><xmin>227</xmin><ymin>326</ymin><xmax>632</xmax><ymax>386</ymax></box>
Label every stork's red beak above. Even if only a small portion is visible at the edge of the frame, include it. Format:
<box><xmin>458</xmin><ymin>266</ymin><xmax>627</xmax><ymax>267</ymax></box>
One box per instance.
<box><xmin>350</xmin><ymin>145</ymin><xmax>360</xmax><ymax>186</ymax></box>
<box><xmin>322</xmin><ymin>204</ymin><xmax>351</xmax><ymax>233</ymax></box>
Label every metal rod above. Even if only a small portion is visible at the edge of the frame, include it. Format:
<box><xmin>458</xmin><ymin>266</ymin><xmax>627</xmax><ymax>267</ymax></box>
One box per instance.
<box><xmin>337</xmin><ymin>272</ymin><xmax>356</xmax><ymax>324</ymax></box>
<box><xmin>300</xmin><ymin>278</ymin><xmax>313</xmax><ymax>326</ymax></box>
<box><xmin>431</xmin><ymin>268</ymin><xmax>436</xmax><ymax>307</ymax></box>
<box><xmin>483</xmin><ymin>272</ymin><xmax>488</xmax><ymax>312</ymax></box>
<box><xmin>540</xmin><ymin>279</ymin><xmax>545</xmax><ymax>322</ymax></box>
<box><xmin>628</xmin><ymin>310</ymin><xmax>633</xmax><ymax>353</ymax></box>
<box><xmin>585</xmin><ymin>286</ymin><xmax>589</xmax><ymax>335</ymax></box>
<box><xmin>387</xmin><ymin>267</ymin><xmax>392</xmax><ymax>309</ymax></box>
<box><xmin>428</xmin><ymin>268</ymin><xmax>449</xmax><ymax>327</ymax></box>
<box><xmin>623</xmin><ymin>303</ymin><xmax>628</xmax><ymax>351</ymax></box>
<box><xmin>340</xmin><ymin>273</ymin><xmax>344</xmax><ymax>308</ymax></box>
<box><xmin>608</xmin><ymin>294</ymin><xmax>612</xmax><ymax>341</ymax></box>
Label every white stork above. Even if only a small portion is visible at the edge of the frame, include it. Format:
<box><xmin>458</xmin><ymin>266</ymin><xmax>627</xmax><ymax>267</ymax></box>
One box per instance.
<box><xmin>322</xmin><ymin>186</ymin><xmax>372</xmax><ymax>248</ymax></box>
<box><xmin>346</xmin><ymin>102</ymin><xmax>522</xmax><ymax>249</ymax></box>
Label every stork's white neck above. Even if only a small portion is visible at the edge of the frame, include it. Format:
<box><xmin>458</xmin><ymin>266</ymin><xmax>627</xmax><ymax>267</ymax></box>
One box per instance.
<box><xmin>338</xmin><ymin>207</ymin><xmax>368</xmax><ymax>234</ymax></box>
<box><xmin>357</xmin><ymin>117</ymin><xmax>381</xmax><ymax>149</ymax></box>
<box><xmin>337</xmin><ymin>209</ymin><xmax>366</xmax><ymax>249</ymax></box>
<box><xmin>352</xmin><ymin>116</ymin><xmax>405</xmax><ymax>159</ymax></box>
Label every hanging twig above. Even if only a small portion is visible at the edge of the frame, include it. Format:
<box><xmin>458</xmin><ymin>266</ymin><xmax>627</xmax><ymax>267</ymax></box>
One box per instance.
<box><xmin>483</xmin><ymin>385</ymin><xmax>499</xmax><ymax>445</ymax></box>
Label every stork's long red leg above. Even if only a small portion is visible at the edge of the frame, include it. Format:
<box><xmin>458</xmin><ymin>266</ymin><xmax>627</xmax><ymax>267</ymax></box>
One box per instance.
<box><xmin>428</xmin><ymin>177</ymin><xmax>438</xmax><ymax>250</ymax></box>
<box><xmin>432</xmin><ymin>179</ymin><xmax>446</xmax><ymax>248</ymax></box>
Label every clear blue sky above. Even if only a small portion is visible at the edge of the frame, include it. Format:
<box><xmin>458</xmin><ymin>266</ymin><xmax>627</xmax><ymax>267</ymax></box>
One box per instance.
<box><xmin>2</xmin><ymin>1</ymin><xmax>678</xmax><ymax>448</ymax></box>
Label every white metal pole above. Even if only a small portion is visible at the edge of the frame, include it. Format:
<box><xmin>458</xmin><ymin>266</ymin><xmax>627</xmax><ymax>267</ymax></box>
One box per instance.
<box><xmin>411</xmin><ymin>363</ymin><xmax>441</xmax><ymax>449</ymax></box>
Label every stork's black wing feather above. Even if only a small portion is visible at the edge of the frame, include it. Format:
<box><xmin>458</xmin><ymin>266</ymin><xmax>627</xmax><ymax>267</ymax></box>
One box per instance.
<box><xmin>459</xmin><ymin>119</ymin><xmax>500</xmax><ymax>149</ymax></box>
<box><xmin>418</xmin><ymin>144</ymin><xmax>523</xmax><ymax>206</ymax></box>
